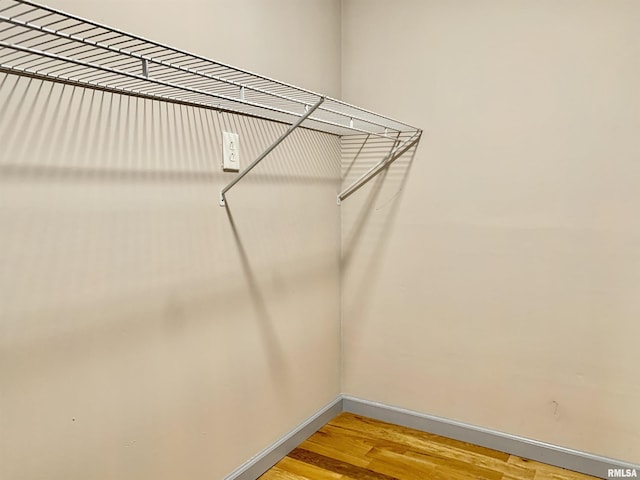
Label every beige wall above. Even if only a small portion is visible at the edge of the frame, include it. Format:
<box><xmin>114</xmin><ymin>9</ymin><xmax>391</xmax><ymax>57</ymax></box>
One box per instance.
<box><xmin>0</xmin><ymin>1</ymin><xmax>341</xmax><ymax>479</ymax></box>
<box><xmin>342</xmin><ymin>0</ymin><xmax>640</xmax><ymax>463</ymax></box>
<box><xmin>3</xmin><ymin>0</ymin><xmax>640</xmax><ymax>476</ymax></box>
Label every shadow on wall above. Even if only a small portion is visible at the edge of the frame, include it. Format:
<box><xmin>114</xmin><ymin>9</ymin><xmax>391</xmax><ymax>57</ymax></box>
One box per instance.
<box><xmin>342</xmin><ymin>133</ymin><xmax>421</xmax><ymax>263</ymax></box>
<box><xmin>225</xmin><ymin>205</ymin><xmax>287</xmax><ymax>382</ymax></box>
<box><xmin>341</xmin><ymin>132</ymin><xmax>421</xmax><ymax>329</ymax></box>
<box><xmin>0</xmin><ymin>74</ymin><xmax>339</xmax><ymax>185</ymax></box>
<box><xmin>0</xmin><ymin>70</ymin><xmax>340</xmax><ymax>367</ymax></box>
<box><xmin>0</xmin><ymin>73</ymin><xmax>341</xmax><ymax>478</ymax></box>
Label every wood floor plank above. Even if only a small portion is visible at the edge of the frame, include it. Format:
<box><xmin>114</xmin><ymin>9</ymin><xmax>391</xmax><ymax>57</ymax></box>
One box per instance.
<box><xmin>494</xmin><ymin>463</ymin><xmax>537</xmax><ymax>480</ymax></box>
<box><xmin>260</xmin><ymin>465</ymin><xmax>313</xmax><ymax>480</ymax></box>
<box><xmin>330</xmin><ymin>413</ymin><xmax>510</xmax><ymax>461</ymax></box>
<box><xmin>532</xmin><ymin>464</ymin><xmax>602</xmax><ymax>480</ymax></box>
<box><xmin>276</xmin><ymin>456</ymin><xmax>344</xmax><ymax>480</ymax></box>
<box><xmin>299</xmin><ymin>430</ymin><xmax>373</xmax><ymax>468</ymax></box>
<box><xmin>401</xmin><ymin>448</ymin><xmax>504</xmax><ymax>479</ymax></box>
<box><xmin>304</xmin><ymin>423</ymin><xmax>431</xmax><ymax>467</ymax></box>
<box><xmin>287</xmin><ymin>448</ymin><xmax>397</xmax><ymax>480</ymax></box>
<box><xmin>259</xmin><ymin>413</ymin><xmax>600</xmax><ymax>480</ymax></box>
<box><xmin>509</xmin><ymin>455</ymin><xmax>597</xmax><ymax>480</ymax></box>
<box><xmin>365</xmin><ymin>446</ymin><xmax>438</xmax><ymax>480</ymax></box>
<box><xmin>366</xmin><ymin>457</ymin><xmax>435</xmax><ymax>480</ymax></box>
<box><xmin>368</xmin><ymin>446</ymin><xmax>501</xmax><ymax>480</ymax></box>
<box><xmin>335</xmin><ymin>413</ymin><xmax>511</xmax><ymax>460</ymax></box>
<box><xmin>330</xmin><ymin>413</ymin><xmax>540</xmax><ymax>479</ymax></box>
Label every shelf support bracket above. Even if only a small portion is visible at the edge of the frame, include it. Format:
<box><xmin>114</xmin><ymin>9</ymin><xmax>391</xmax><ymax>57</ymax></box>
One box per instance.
<box><xmin>337</xmin><ymin>130</ymin><xmax>422</xmax><ymax>205</ymax></box>
<box><xmin>141</xmin><ymin>58</ymin><xmax>149</xmax><ymax>78</ymax></box>
<box><xmin>219</xmin><ymin>97</ymin><xmax>325</xmax><ymax>206</ymax></box>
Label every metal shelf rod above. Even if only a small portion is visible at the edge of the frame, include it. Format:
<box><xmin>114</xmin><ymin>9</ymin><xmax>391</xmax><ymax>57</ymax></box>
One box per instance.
<box><xmin>0</xmin><ymin>45</ymin><xmax>398</xmax><ymax>139</ymax></box>
<box><xmin>6</xmin><ymin>0</ymin><xmax>417</xmax><ymax>132</ymax></box>
<box><xmin>0</xmin><ymin>42</ymin><xmax>391</xmax><ymax>138</ymax></box>
<box><xmin>219</xmin><ymin>97</ymin><xmax>325</xmax><ymax>207</ymax></box>
<box><xmin>2</xmin><ymin>1</ymin><xmax>419</xmax><ymax>132</ymax></box>
<box><xmin>0</xmin><ymin>60</ymin><xmax>394</xmax><ymax>141</ymax></box>
<box><xmin>337</xmin><ymin>130</ymin><xmax>422</xmax><ymax>205</ymax></box>
<box><xmin>1</xmin><ymin>0</ymin><xmax>423</xmax><ymax>206</ymax></box>
<box><xmin>0</xmin><ymin>14</ymin><xmax>404</xmax><ymax>136</ymax></box>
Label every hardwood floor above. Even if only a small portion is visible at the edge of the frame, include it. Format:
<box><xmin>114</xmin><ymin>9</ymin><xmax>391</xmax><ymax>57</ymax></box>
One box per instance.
<box><xmin>259</xmin><ymin>413</ymin><xmax>600</xmax><ymax>480</ymax></box>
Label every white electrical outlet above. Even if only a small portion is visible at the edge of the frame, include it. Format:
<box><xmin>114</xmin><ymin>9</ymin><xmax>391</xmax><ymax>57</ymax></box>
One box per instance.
<box><xmin>222</xmin><ymin>131</ymin><xmax>240</xmax><ymax>172</ymax></box>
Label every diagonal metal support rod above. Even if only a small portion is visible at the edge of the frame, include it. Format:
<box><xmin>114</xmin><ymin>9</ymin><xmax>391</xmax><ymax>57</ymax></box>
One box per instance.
<box><xmin>337</xmin><ymin>130</ymin><xmax>422</xmax><ymax>205</ymax></box>
<box><xmin>219</xmin><ymin>97</ymin><xmax>325</xmax><ymax>206</ymax></box>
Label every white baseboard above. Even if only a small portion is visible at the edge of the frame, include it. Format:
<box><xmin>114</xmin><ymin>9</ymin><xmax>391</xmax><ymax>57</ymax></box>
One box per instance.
<box><xmin>343</xmin><ymin>395</ymin><xmax>639</xmax><ymax>479</ymax></box>
<box><xmin>223</xmin><ymin>396</ymin><xmax>343</xmax><ymax>480</ymax></box>
<box><xmin>225</xmin><ymin>394</ymin><xmax>639</xmax><ymax>480</ymax></box>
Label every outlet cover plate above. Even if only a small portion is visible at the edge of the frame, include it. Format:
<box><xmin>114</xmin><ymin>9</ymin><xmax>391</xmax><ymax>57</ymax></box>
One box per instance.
<box><xmin>222</xmin><ymin>132</ymin><xmax>240</xmax><ymax>172</ymax></box>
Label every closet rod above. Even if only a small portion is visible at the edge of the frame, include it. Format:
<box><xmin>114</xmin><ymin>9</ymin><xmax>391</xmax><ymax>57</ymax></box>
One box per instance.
<box><xmin>219</xmin><ymin>97</ymin><xmax>325</xmax><ymax>207</ymax></box>
<box><xmin>337</xmin><ymin>130</ymin><xmax>422</xmax><ymax>205</ymax></box>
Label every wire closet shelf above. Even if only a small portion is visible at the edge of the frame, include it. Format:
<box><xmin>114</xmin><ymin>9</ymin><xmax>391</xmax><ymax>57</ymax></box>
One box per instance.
<box><xmin>0</xmin><ymin>0</ymin><xmax>422</xmax><ymax>205</ymax></box>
